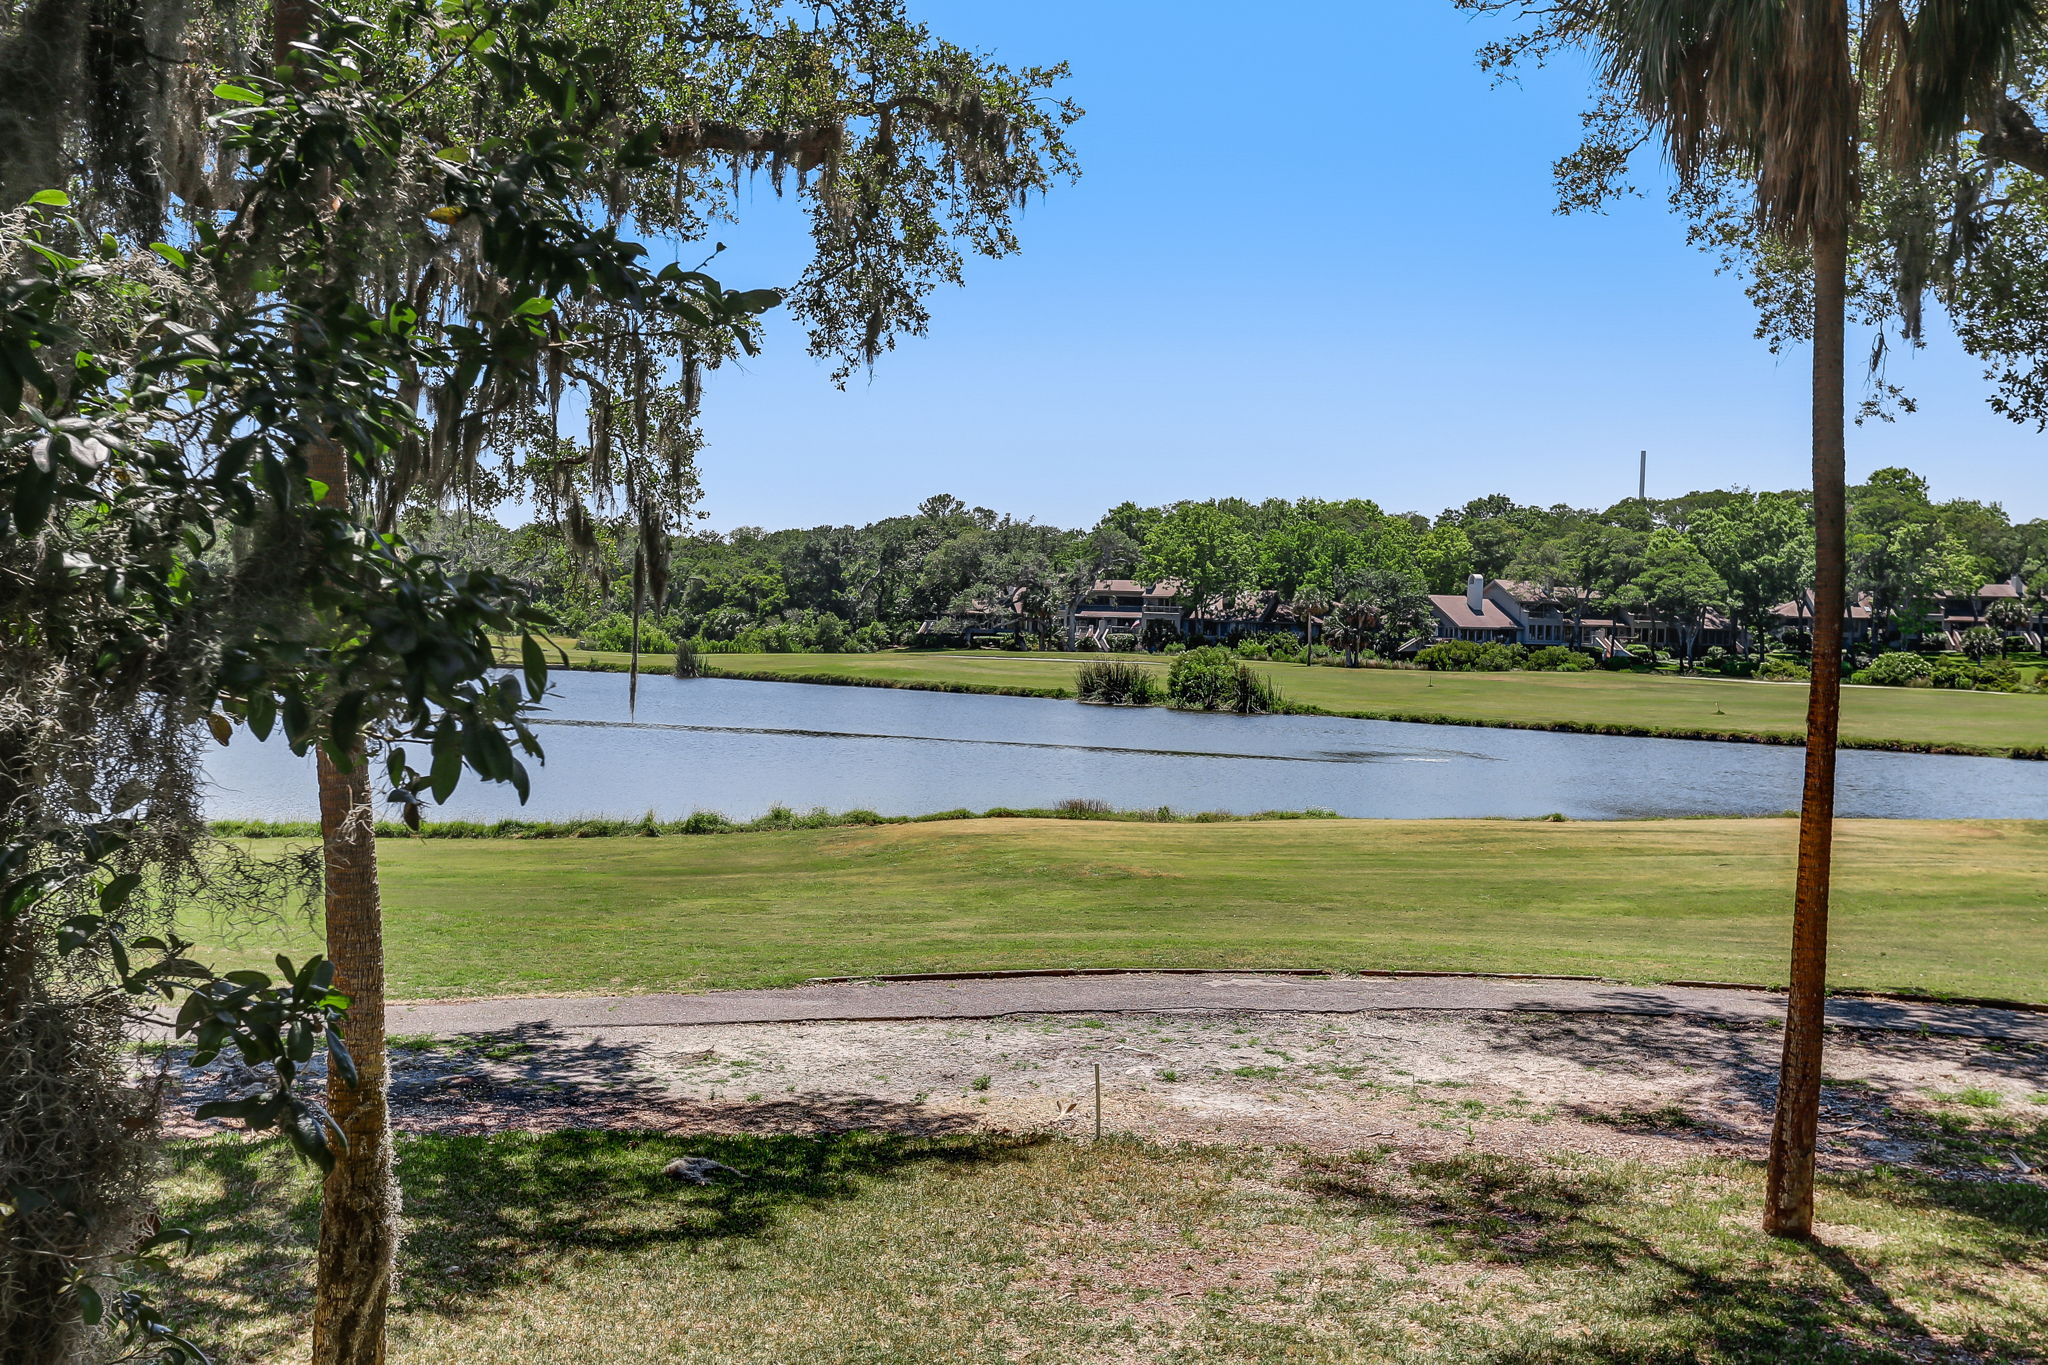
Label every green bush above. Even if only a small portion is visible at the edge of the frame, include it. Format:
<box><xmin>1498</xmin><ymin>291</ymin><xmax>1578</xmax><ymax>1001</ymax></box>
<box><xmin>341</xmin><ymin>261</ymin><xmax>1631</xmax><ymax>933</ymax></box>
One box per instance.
<box><xmin>1928</xmin><ymin>654</ymin><xmax>2024</xmax><ymax>691</ymax></box>
<box><xmin>672</xmin><ymin>638</ymin><xmax>703</xmax><ymax>678</ymax></box>
<box><xmin>1075</xmin><ymin>659</ymin><xmax>1163</xmax><ymax>705</ymax></box>
<box><xmin>1525</xmin><ymin>645</ymin><xmax>1593</xmax><ymax>672</ymax></box>
<box><xmin>1238</xmin><ymin>632</ymin><xmax>1302</xmax><ymax>664</ymax></box>
<box><xmin>1415</xmin><ymin>639</ymin><xmax>1527</xmax><ymax>672</ymax></box>
<box><xmin>1161</xmin><ymin>641</ymin><xmax>1187</xmax><ymax>655</ymax></box>
<box><xmin>1105</xmin><ymin>632</ymin><xmax>1139</xmax><ymax>653</ymax></box>
<box><xmin>577</xmin><ymin>611</ymin><xmax>676</xmax><ymax>655</ymax></box>
<box><xmin>1759</xmin><ymin>655</ymin><xmax>1812</xmax><ymax>682</ymax></box>
<box><xmin>1860</xmin><ymin>651</ymin><xmax>1932</xmax><ymax>686</ymax></box>
<box><xmin>1167</xmin><ymin>646</ymin><xmax>1284</xmax><ymax>714</ymax></box>
<box><xmin>1698</xmin><ymin>646</ymin><xmax>1759</xmax><ymax>677</ymax></box>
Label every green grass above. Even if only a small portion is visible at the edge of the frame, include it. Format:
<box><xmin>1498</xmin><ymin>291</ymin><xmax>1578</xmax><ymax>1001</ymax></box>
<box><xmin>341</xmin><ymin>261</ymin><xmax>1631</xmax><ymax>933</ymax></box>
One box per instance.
<box><xmin>144</xmin><ymin>1129</ymin><xmax>2048</xmax><ymax>1364</ymax></box>
<box><xmin>517</xmin><ymin>642</ymin><xmax>2048</xmax><ymax>755</ymax></box>
<box><xmin>191</xmin><ymin>817</ymin><xmax>2048</xmax><ymax>1001</ymax></box>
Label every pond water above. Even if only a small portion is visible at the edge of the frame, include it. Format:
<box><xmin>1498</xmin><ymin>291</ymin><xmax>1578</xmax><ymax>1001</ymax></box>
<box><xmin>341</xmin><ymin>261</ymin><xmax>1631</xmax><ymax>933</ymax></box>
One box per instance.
<box><xmin>199</xmin><ymin>670</ymin><xmax>2048</xmax><ymax>822</ymax></box>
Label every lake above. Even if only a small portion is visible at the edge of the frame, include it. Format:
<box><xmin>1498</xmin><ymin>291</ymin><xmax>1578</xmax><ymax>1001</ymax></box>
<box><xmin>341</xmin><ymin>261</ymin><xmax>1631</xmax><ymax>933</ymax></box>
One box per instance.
<box><xmin>198</xmin><ymin>670</ymin><xmax>2048</xmax><ymax>822</ymax></box>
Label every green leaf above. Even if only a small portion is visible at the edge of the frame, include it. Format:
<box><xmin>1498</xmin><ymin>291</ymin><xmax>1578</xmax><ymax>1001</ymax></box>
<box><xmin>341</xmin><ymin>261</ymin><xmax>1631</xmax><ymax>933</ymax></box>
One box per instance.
<box><xmin>99</xmin><ymin>873</ymin><xmax>142</xmax><ymax>913</ymax></box>
<box><xmin>72</xmin><ymin>1280</ymin><xmax>103</xmax><ymax>1326</ymax></box>
<box><xmin>149</xmin><ymin>243</ymin><xmax>188</xmax><ymax>269</ymax></box>
<box><xmin>521</xmin><ymin>632</ymin><xmax>547</xmax><ymax>698</ymax></box>
<box><xmin>513</xmin><ymin>296</ymin><xmax>554</xmax><ymax>316</ymax></box>
<box><xmin>213</xmin><ymin>83</ymin><xmax>263</xmax><ymax>104</ymax></box>
<box><xmin>27</xmin><ymin>189</ymin><xmax>69</xmax><ymax>206</ymax></box>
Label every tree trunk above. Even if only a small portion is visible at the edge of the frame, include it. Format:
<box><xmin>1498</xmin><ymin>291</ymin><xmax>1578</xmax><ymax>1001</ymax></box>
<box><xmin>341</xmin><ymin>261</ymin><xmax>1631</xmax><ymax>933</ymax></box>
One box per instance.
<box><xmin>306</xmin><ymin>420</ymin><xmax>396</xmax><ymax>1365</ymax></box>
<box><xmin>268</xmin><ymin>3</ymin><xmax>400</xmax><ymax>1351</ymax></box>
<box><xmin>311</xmin><ymin>743</ymin><xmax>395</xmax><ymax>1365</ymax></box>
<box><xmin>1765</xmin><ymin>217</ymin><xmax>1848</xmax><ymax>1241</ymax></box>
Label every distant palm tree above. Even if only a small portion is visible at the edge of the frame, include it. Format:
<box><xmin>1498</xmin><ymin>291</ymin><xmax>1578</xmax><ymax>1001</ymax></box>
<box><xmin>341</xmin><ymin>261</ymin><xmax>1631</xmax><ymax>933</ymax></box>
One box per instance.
<box><xmin>1292</xmin><ymin>590</ymin><xmax>1332</xmax><ymax>666</ymax></box>
<box><xmin>1569</xmin><ymin>0</ymin><xmax>2040</xmax><ymax>1238</ymax></box>
<box><xmin>1986</xmin><ymin>595</ymin><xmax>2029</xmax><ymax>637</ymax></box>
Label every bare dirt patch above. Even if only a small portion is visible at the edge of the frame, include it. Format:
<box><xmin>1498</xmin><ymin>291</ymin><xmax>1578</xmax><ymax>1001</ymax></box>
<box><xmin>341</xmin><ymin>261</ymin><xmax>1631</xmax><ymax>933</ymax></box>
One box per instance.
<box><xmin>160</xmin><ymin>1008</ymin><xmax>2048</xmax><ymax>1178</ymax></box>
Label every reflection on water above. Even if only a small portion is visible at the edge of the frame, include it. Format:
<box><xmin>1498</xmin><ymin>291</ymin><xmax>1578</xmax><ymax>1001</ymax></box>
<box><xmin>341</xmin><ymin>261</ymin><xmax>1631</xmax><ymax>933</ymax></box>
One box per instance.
<box><xmin>201</xmin><ymin>671</ymin><xmax>2048</xmax><ymax>822</ymax></box>
<box><xmin>526</xmin><ymin>715</ymin><xmax>1470</xmax><ymax>765</ymax></box>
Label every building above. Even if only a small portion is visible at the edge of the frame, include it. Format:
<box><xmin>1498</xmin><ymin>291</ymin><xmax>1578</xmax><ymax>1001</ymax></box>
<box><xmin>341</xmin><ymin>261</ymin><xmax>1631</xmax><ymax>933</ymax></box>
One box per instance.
<box><xmin>1068</xmin><ymin>580</ymin><xmax>1186</xmax><ymax>645</ymax></box>
<box><xmin>1488</xmin><ymin>579</ymin><xmax>1634</xmax><ymax>655</ymax></box>
<box><xmin>1419</xmin><ymin>576</ymin><xmax>1738</xmax><ymax>657</ymax></box>
<box><xmin>1422</xmin><ymin>576</ymin><xmax>1521</xmax><ymax>646</ymax></box>
<box><xmin>1936</xmin><ymin>577</ymin><xmax>2039</xmax><ymax>649</ymax></box>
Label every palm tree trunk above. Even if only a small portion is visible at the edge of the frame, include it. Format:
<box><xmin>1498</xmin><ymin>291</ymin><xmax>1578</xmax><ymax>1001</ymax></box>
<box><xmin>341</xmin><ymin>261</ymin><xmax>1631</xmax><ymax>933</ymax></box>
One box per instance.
<box><xmin>1765</xmin><ymin>217</ymin><xmax>1848</xmax><ymax>1241</ymax></box>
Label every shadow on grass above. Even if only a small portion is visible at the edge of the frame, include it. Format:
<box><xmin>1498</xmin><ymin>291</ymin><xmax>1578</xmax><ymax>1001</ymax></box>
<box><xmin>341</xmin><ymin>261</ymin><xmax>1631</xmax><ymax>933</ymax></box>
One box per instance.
<box><xmin>385</xmin><ymin>1021</ymin><xmax>990</xmax><ymax>1138</ymax></box>
<box><xmin>153</xmin><ymin>1123</ymin><xmax>1050</xmax><ymax>1354</ymax></box>
<box><xmin>1473</xmin><ymin>1008</ymin><xmax>2048</xmax><ymax>1172</ymax></box>
<box><xmin>1297</xmin><ymin>1148</ymin><xmax>2048</xmax><ymax>1364</ymax></box>
<box><xmin>396</xmin><ymin>1124</ymin><xmax>1050</xmax><ymax>1316</ymax></box>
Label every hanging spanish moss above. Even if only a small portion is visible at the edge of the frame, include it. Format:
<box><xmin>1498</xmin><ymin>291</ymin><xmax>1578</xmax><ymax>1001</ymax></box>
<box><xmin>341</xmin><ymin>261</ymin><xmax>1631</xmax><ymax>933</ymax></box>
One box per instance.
<box><xmin>0</xmin><ymin>0</ymin><xmax>259</xmax><ymax>235</ymax></box>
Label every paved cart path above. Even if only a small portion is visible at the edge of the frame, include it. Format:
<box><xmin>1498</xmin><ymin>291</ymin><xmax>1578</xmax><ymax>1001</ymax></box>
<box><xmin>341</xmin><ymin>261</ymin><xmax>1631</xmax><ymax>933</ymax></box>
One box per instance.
<box><xmin>388</xmin><ymin>972</ymin><xmax>2048</xmax><ymax>1043</ymax></box>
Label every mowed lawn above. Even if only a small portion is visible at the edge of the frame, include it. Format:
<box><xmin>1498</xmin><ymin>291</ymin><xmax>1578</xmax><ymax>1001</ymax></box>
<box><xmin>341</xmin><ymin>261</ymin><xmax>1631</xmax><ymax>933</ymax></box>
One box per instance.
<box><xmin>200</xmin><ymin>817</ymin><xmax>2048</xmax><ymax>1001</ymax></box>
<box><xmin>698</xmin><ymin>649</ymin><xmax>2048</xmax><ymax>753</ymax></box>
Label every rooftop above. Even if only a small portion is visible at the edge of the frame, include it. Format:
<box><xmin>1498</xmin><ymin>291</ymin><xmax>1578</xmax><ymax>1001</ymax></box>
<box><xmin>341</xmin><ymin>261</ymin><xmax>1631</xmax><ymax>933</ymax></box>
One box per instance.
<box><xmin>1428</xmin><ymin>594</ymin><xmax>1517</xmax><ymax>630</ymax></box>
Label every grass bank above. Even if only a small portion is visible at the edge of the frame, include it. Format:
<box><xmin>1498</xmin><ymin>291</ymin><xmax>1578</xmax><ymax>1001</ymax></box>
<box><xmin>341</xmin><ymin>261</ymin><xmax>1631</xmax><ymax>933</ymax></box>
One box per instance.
<box><xmin>192</xmin><ymin>817</ymin><xmax>2048</xmax><ymax>1001</ymax></box>
<box><xmin>207</xmin><ymin>803</ymin><xmax>1341</xmax><ymax>841</ymax></box>
<box><xmin>516</xmin><ymin>643</ymin><xmax>2048</xmax><ymax>757</ymax></box>
<box><xmin>148</xmin><ymin>1129</ymin><xmax>2048</xmax><ymax>1364</ymax></box>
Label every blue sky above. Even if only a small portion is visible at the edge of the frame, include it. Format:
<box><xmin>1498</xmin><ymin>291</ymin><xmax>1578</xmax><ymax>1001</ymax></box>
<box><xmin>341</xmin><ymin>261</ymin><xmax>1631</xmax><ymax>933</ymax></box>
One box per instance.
<box><xmin>681</xmin><ymin>0</ymin><xmax>2046</xmax><ymax>532</ymax></box>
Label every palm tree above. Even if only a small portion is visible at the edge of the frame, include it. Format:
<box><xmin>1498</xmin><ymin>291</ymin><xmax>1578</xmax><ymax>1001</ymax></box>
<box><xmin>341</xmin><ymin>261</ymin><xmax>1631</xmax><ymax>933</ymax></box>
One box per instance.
<box><xmin>1292</xmin><ymin>590</ymin><xmax>1332</xmax><ymax>666</ymax></box>
<box><xmin>1565</xmin><ymin>0</ymin><xmax>2039</xmax><ymax>1238</ymax></box>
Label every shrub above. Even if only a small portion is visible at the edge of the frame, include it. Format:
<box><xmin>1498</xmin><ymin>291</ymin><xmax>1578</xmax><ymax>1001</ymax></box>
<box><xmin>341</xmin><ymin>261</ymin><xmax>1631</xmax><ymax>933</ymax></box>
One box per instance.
<box><xmin>1075</xmin><ymin>659</ymin><xmax>1163</xmax><ymax>706</ymax></box>
<box><xmin>672</xmin><ymin>638</ymin><xmax>703</xmax><ymax>678</ymax></box>
<box><xmin>1525</xmin><ymin>645</ymin><xmax>1593</xmax><ymax>672</ymax></box>
<box><xmin>1105</xmin><ymin>632</ymin><xmax>1139</xmax><ymax>653</ymax></box>
<box><xmin>577</xmin><ymin>611</ymin><xmax>676</xmax><ymax>655</ymax></box>
<box><xmin>1167</xmin><ymin>646</ymin><xmax>1284</xmax><ymax>713</ymax></box>
<box><xmin>1162</xmin><ymin>641</ymin><xmax>1186</xmax><ymax>655</ymax></box>
<box><xmin>1759</xmin><ymin>655</ymin><xmax>1812</xmax><ymax>682</ymax></box>
<box><xmin>1928</xmin><ymin>654</ymin><xmax>2024</xmax><ymax>691</ymax></box>
<box><xmin>1416</xmin><ymin>639</ymin><xmax>1527</xmax><ymax>672</ymax></box>
<box><xmin>1167</xmin><ymin>646</ymin><xmax>1236</xmax><ymax>708</ymax></box>
<box><xmin>1861</xmin><ymin>651</ymin><xmax>1932</xmax><ymax>686</ymax></box>
<box><xmin>1238</xmin><ymin>632</ymin><xmax>1301</xmax><ymax>664</ymax></box>
<box><xmin>849</xmin><ymin>622</ymin><xmax>895</xmax><ymax>653</ymax></box>
<box><xmin>1694</xmin><ymin>646</ymin><xmax>1758</xmax><ymax>677</ymax></box>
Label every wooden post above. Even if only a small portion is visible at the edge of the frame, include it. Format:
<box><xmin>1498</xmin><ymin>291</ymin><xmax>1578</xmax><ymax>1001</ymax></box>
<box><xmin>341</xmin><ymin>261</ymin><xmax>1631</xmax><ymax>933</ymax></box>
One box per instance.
<box><xmin>1093</xmin><ymin>1063</ymin><xmax>1102</xmax><ymax>1140</ymax></box>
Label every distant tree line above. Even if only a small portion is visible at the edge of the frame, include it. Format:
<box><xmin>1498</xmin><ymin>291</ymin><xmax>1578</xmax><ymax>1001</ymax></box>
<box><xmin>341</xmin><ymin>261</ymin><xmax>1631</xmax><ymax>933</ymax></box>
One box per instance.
<box><xmin>410</xmin><ymin>468</ymin><xmax>2048</xmax><ymax>654</ymax></box>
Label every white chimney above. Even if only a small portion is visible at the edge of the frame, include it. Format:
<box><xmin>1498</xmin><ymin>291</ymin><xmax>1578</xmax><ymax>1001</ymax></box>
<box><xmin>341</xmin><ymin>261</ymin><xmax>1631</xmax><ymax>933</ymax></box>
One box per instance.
<box><xmin>1466</xmin><ymin>573</ymin><xmax>1484</xmax><ymax>615</ymax></box>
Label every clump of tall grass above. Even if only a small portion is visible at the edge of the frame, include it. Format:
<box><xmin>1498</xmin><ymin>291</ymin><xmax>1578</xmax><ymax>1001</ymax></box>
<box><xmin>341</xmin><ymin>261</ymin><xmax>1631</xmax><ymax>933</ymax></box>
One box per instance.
<box><xmin>673</xmin><ymin>638</ymin><xmax>704</xmax><ymax>679</ymax></box>
<box><xmin>1075</xmin><ymin>659</ymin><xmax>1163</xmax><ymax>705</ymax></box>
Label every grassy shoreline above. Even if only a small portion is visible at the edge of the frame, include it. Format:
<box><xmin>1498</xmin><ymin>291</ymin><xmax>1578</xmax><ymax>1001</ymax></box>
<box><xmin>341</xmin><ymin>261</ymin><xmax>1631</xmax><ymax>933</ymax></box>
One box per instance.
<box><xmin>194</xmin><ymin>816</ymin><xmax>2048</xmax><ymax>1002</ymax></box>
<box><xmin>509</xmin><ymin>643</ymin><xmax>2048</xmax><ymax>758</ymax></box>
